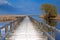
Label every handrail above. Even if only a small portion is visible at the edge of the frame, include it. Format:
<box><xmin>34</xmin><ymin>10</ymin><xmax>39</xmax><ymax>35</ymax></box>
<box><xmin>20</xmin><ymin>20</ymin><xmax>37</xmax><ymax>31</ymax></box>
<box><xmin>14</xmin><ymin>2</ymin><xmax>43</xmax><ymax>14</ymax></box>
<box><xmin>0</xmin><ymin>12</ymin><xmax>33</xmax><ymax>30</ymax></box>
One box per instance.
<box><xmin>30</xmin><ymin>16</ymin><xmax>60</xmax><ymax>34</ymax></box>
<box><xmin>0</xmin><ymin>19</ymin><xmax>17</xmax><ymax>29</ymax></box>
<box><xmin>40</xmin><ymin>18</ymin><xmax>60</xmax><ymax>34</ymax></box>
<box><xmin>29</xmin><ymin>16</ymin><xmax>40</xmax><ymax>26</ymax></box>
<box><xmin>0</xmin><ymin>17</ymin><xmax>25</xmax><ymax>40</ymax></box>
<box><xmin>0</xmin><ymin>17</ymin><xmax>23</xmax><ymax>29</ymax></box>
<box><xmin>45</xmin><ymin>24</ymin><xmax>60</xmax><ymax>34</ymax></box>
<box><xmin>40</xmin><ymin>23</ymin><xmax>55</xmax><ymax>40</ymax></box>
<box><xmin>41</xmin><ymin>29</ymin><xmax>55</xmax><ymax>40</ymax></box>
<box><xmin>29</xmin><ymin>16</ymin><xmax>55</xmax><ymax>40</ymax></box>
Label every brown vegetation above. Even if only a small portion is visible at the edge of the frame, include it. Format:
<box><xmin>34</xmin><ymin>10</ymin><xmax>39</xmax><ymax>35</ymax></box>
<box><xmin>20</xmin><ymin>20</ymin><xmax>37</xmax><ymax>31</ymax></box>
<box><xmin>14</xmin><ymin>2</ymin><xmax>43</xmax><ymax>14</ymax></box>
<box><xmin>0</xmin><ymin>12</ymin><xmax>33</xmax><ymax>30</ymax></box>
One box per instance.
<box><xmin>0</xmin><ymin>15</ymin><xmax>24</xmax><ymax>22</ymax></box>
<box><xmin>40</xmin><ymin>14</ymin><xmax>60</xmax><ymax>21</ymax></box>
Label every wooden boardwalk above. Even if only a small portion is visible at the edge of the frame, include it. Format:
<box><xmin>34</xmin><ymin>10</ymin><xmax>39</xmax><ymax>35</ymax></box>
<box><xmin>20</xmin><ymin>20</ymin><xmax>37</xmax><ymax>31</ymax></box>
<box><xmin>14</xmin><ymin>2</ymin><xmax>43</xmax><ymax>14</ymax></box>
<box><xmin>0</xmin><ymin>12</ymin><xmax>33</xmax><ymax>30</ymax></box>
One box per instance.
<box><xmin>8</xmin><ymin>16</ymin><xmax>47</xmax><ymax>40</ymax></box>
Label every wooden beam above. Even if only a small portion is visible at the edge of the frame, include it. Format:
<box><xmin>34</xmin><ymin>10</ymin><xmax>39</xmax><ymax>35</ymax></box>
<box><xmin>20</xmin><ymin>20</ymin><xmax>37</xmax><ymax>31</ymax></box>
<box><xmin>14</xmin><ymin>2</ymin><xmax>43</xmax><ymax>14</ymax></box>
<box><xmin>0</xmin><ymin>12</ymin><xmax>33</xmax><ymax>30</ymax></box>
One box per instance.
<box><xmin>5</xmin><ymin>26</ymin><xmax>9</xmax><ymax>39</ymax></box>
<box><xmin>10</xmin><ymin>23</ymin><xmax>12</xmax><ymax>33</ymax></box>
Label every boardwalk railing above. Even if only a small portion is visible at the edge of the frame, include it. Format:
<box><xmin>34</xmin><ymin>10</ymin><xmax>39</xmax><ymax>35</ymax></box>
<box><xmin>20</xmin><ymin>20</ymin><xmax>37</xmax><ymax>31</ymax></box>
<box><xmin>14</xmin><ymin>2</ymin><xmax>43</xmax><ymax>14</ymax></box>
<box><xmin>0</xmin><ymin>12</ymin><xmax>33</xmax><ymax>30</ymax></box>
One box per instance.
<box><xmin>0</xmin><ymin>17</ymin><xmax>25</xmax><ymax>40</ymax></box>
<box><xmin>29</xmin><ymin>16</ymin><xmax>56</xmax><ymax>40</ymax></box>
<box><xmin>44</xmin><ymin>24</ymin><xmax>60</xmax><ymax>34</ymax></box>
<box><xmin>0</xmin><ymin>16</ymin><xmax>60</xmax><ymax>40</ymax></box>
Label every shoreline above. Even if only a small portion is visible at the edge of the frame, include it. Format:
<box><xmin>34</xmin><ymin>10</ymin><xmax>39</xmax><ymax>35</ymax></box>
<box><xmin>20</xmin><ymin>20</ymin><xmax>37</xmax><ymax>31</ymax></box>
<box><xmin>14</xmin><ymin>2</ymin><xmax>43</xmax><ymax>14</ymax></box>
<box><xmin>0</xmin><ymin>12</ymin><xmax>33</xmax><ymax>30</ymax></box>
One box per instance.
<box><xmin>40</xmin><ymin>14</ymin><xmax>60</xmax><ymax>21</ymax></box>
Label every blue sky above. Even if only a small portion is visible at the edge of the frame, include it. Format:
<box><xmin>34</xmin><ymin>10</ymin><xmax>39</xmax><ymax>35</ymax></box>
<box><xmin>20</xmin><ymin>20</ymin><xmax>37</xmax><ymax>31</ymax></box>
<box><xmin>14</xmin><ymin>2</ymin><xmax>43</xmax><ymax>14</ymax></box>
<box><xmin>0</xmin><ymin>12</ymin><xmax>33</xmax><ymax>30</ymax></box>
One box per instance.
<box><xmin>0</xmin><ymin>0</ymin><xmax>60</xmax><ymax>15</ymax></box>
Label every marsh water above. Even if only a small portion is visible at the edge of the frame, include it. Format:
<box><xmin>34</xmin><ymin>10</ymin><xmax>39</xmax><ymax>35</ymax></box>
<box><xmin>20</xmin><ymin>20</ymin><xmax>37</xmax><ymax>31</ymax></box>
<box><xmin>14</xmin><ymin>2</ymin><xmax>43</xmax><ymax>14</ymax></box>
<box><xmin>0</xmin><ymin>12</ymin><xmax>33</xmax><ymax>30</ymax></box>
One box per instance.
<box><xmin>0</xmin><ymin>16</ymin><xmax>60</xmax><ymax>40</ymax></box>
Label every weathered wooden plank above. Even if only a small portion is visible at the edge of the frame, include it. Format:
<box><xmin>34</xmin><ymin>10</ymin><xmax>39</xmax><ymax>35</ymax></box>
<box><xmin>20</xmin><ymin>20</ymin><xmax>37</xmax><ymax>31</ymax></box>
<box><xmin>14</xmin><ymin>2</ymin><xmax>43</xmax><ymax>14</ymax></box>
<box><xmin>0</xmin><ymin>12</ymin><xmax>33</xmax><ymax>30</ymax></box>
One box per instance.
<box><xmin>5</xmin><ymin>26</ymin><xmax>8</xmax><ymax>38</ymax></box>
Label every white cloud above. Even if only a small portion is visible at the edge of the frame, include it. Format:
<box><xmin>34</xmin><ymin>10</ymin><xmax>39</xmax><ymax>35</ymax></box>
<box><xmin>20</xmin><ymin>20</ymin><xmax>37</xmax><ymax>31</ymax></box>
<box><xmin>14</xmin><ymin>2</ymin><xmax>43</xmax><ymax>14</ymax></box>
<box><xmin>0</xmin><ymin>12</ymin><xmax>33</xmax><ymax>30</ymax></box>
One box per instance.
<box><xmin>0</xmin><ymin>0</ymin><xmax>12</xmax><ymax>6</ymax></box>
<box><xmin>0</xmin><ymin>0</ymin><xmax>41</xmax><ymax>14</ymax></box>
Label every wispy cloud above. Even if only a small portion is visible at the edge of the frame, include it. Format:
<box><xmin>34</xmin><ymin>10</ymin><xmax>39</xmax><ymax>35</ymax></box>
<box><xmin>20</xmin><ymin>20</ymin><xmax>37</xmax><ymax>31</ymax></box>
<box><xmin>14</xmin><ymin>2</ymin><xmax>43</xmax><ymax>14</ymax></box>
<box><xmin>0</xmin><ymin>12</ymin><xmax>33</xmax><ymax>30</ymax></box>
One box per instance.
<box><xmin>0</xmin><ymin>0</ymin><xmax>22</xmax><ymax>14</ymax></box>
<box><xmin>0</xmin><ymin>0</ymin><xmax>41</xmax><ymax>14</ymax></box>
<box><xmin>0</xmin><ymin>0</ymin><xmax>13</xmax><ymax>6</ymax></box>
<box><xmin>0</xmin><ymin>0</ymin><xmax>59</xmax><ymax>14</ymax></box>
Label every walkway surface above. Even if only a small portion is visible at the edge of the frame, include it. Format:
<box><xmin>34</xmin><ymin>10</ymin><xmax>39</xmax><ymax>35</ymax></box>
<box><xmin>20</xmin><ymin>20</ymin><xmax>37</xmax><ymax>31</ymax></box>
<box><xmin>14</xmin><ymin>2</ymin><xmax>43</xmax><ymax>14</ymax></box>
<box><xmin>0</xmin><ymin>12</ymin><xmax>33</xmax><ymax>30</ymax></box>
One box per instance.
<box><xmin>9</xmin><ymin>16</ymin><xmax>47</xmax><ymax>40</ymax></box>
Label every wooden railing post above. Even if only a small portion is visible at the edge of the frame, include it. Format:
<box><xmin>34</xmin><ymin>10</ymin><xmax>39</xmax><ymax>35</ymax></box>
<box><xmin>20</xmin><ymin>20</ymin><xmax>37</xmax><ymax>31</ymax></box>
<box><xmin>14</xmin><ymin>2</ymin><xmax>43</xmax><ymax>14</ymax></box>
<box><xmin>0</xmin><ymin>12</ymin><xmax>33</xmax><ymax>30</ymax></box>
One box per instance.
<box><xmin>14</xmin><ymin>20</ymin><xmax>19</xmax><ymax>30</ymax></box>
<box><xmin>13</xmin><ymin>23</ymin><xmax>15</xmax><ymax>30</ymax></box>
<box><xmin>51</xmin><ymin>31</ymin><xmax>55</xmax><ymax>40</ymax></box>
<box><xmin>10</xmin><ymin>23</ymin><xmax>13</xmax><ymax>33</ymax></box>
<box><xmin>0</xmin><ymin>29</ymin><xmax>2</xmax><ymax>40</ymax></box>
<box><xmin>17</xmin><ymin>18</ymin><xmax>22</xmax><ymax>25</ymax></box>
<box><xmin>14</xmin><ymin>22</ymin><xmax>17</xmax><ymax>30</ymax></box>
<box><xmin>12</xmin><ymin>23</ymin><xmax>15</xmax><ymax>33</ymax></box>
<box><xmin>5</xmin><ymin>26</ymin><xmax>9</xmax><ymax>39</ymax></box>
